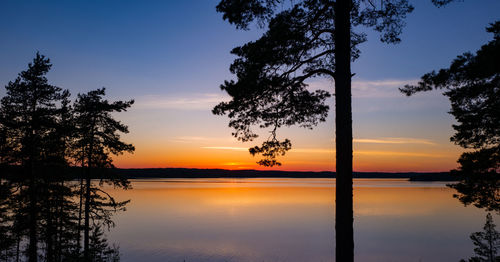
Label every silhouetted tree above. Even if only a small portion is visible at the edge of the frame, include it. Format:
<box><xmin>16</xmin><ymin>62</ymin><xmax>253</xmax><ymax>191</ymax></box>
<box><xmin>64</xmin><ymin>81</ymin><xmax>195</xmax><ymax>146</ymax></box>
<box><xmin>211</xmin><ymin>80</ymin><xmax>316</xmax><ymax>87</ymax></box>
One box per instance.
<box><xmin>0</xmin><ymin>52</ymin><xmax>70</xmax><ymax>173</ymax></box>
<box><xmin>0</xmin><ymin>53</ymin><xmax>130</xmax><ymax>262</ymax></box>
<box><xmin>88</xmin><ymin>225</ymin><xmax>120</xmax><ymax>262</ymax></box>
<box><xmin>460</xmin><ymin>213</ymin><xmax>500</xmax><ymax>262</ymax></box>
<box><xmin>44</xmin><ymin>90</ymin><xmax>74</xmax><ymax>173</ymax></box>
<box><xmin>38</xmin><ymin>180</ymin><xmax>80</xmax><ymax>262</ymax></box>
<box><xmin>401</xmin><ymin>21</ymin><xmax>500</xmax><ymax>212</ymax></box>
<box><xmin>0</xmin><ymin>178</ymin><xmax>125</xmax><ymax>262</ymax></box>
<box><xmin>72</xmin><ymin>88</ymin><xmax>134</xmax><ymax>261</ymax></box>
<box><xmin>0</xmin><ymin>54</ymin><xmax>77</xmax><ymax>262</ymax></box>
<box><xmin>214</xmin><ymin>1</ymin><xmax>417</xmax><ymax>260</ymax></box>
<box><xmin>0</xmin><ymin>182</ymin><xmax>15</xmax><ymax>261</ymax></box>
<box><xmin>0</xmin><ymin>122</ymin><xmax>12</xmax><ymax>168</ymax></box>
<box><xmin>0</xmin><ymin>52</ymin><xmax>72</xmax><ymax>262</ymax></box>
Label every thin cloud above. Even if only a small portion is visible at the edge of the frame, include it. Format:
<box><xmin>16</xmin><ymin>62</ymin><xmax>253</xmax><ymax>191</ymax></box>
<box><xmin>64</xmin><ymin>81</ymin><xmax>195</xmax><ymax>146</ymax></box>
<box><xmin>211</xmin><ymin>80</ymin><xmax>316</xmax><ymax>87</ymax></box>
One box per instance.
<box><xmin>172</xmin><ymin>136</ymin><xmax>212</xmax><ymax>143</ymax></box>
<box><xmin>175</xmin><ymin>136</ymin><xmax>211</xmax><ymax>141</ymax></box>
<box><xmin>174</xmin><ymin>136</ymin><xmax>236</xmax><ymax>144</ymax></box>
<box><xmin>306</xmin><ymin>78</ymin><xmax>418</xmax><ymax>98</ymax></box>
<box><xmin>134</xmin><ymin>93</ymin><xmax>230</xmax><ymax>110</ymax></box>
<box><xmin>352</xmin><ymin>79</ymin><xmax>419</xmax><ymax>98</ymax></box>
<box><xmin>201</xmin><ymin>146</ymin><xmax>333</xmax><ymax>153</ymax></box>
<box><xmin>202</xmin><ymin>146</ymin><xmax>445</xmax><ymax>158</ymax></box>
<box><xmin>202</xmin><ymin>146</ymin><xmax>248</xmax><ymax>151</ymax></box>
<box><xmin>354</xmin><ymin>137</ymin><xmax>436</xmax><ymax>145</ymax></box>
<box><xmin>134</xmin><ymin>78</ymin><xmax>417</xmax><ymax>111</ymax></box>
<box><xmin>291</xmin><ymin>148</ymin><xmax>334</xmax><ymax>153</ymax></box>
<box><xmin>355</xmin><ymin>151</ymin><xmax>447</xmax><ymax>158</ymax></box>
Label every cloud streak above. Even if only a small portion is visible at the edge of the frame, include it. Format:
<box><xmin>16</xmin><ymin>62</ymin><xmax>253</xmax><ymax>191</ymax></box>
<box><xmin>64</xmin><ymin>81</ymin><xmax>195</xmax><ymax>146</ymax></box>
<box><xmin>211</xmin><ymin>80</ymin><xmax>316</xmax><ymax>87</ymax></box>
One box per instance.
<box><xmin>307</xmin><ymin>78</ymin><xmax>418</xmax><ymax>98</ymax></box>
<box><xmin>354</xmin><ymin>150</ymin><xmax>446</xmax><ymax>158</ymax></box>
<box><xmin>173</xmin><ymin>136</ymin><xmax>227</xmax><ymax>142</ymax></box>
<box><xmin>133</xmin><ymin>78</ymin><xmax>418</xmax><ymax>111</ymax></box>
<box><xmin>201</xmin><ymin>146</ymin><xmax>444</xmax><ymax>157</ymax></box>
<box><xmin>134</xmin><ymin>93</ymin><xmax>230</xmax><ymax>110</ymax></box>
<box><xmin>351</xmin><ymin>79</ymin><xmax>419</xmax><ymax>98</ymax></box>
<box><xmin>354</xmin><ymin>137</ymin><xmax>435</xmax><ymax>145</ymax></box>
<box><xmin>202</xmin><ymin>146</ymin><xmax>248</xmax><ymax>151</ymax></box>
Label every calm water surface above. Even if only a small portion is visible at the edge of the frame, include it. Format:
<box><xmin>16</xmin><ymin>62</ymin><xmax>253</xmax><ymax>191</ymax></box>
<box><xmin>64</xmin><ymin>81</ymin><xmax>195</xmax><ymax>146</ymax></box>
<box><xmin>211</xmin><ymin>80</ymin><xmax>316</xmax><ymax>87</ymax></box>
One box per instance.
<box><xmin>103</xmin><ymin>178</ymin><xmax>496</xmax><ymax>262</ymax></box>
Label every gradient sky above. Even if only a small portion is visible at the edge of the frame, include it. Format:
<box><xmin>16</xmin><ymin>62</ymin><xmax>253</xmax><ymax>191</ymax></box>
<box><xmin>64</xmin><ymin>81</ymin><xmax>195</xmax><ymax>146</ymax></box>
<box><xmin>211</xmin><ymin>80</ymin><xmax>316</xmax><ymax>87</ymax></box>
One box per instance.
<box><xmin>1</xmin><ymin>0</ymin><xmax>499</xmax><ymax>171</ymax></box>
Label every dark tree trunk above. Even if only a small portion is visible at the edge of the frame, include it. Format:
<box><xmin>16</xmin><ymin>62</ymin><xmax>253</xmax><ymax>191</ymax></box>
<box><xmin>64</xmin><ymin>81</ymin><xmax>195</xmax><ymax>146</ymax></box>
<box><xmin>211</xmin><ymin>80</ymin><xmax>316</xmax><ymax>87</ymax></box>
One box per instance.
<box><xmin>28</xmin><ymin>165</ymin><xmax>38</xmax><ymax>262</ymax></box>
<box><xmin>83</xmin><ymin>171</ymin><xmax>90</xmax><ymax>261</ymax></box>
<box><xmin>15</xmin><ymin>232</ymin><xmax>20</xmax><ymax>262</ymax></box>
<box><xmin>45</xmin><ymin>190</ymin><xmax>53</xmax><ymax>262</ymax></box>
<box><xmin>77</xmin><ymin>152</ymin><xmax>86</xmax><ymax>254</ymax></box>
<box><xmin>334</xmin><ymin>1</ymin><xmax>354</xmax><ymax>262</ymax></box>
<box><xmin>28</xmin><ymin>185</ymin><xmax>38</xmax><ymax>262</ymax></box>
<box><xmin>77</xmin><ymin>176</ymin><xmax>83</xmax><ymax>253</ymax></box>
<box><xmin>83</xmin><ymin>144</ymin><xmax>93</xmax><ymax>262</ymax></box>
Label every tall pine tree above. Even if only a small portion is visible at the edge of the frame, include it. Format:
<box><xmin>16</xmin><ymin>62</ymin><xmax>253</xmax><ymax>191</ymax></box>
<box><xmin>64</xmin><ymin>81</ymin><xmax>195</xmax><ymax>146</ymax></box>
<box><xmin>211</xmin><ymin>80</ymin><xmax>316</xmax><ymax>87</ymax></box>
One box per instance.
<box><xmin>72</xmin><ymin>88</ymin><xmax>134</xmax><ymax>261</ymax></box>
<box><xmin>214</xmin><ymin>1</ymin><xmax>414</xmax><ymax>260</ymax></box>
<box><xmin>401</xmin><ymin>21</ymin><xmax>500</xmax><ymax>213</ymax></box>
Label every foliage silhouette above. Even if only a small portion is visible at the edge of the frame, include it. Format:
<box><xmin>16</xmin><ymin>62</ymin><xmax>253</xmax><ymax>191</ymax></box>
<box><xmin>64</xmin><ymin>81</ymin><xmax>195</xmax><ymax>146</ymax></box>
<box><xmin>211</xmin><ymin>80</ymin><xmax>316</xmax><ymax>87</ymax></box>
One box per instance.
<box><xmin>72</xmin><ymin>88</ymin><xmax>134</xmax><ymax>261</ymax></box>
<box><xmin>0</xmin><ymin>53</ymin><xmax>134</xmax><ymax>262</ymax></box>
<box><xmin>0</xmin><ymin>181</ymin><xmax>15</xmax><ymax>261</ymax></box>
<box><xmin>213</xmin><ymin>1</ymin><xmax>433</xmax><ymax>261</ymax></box>
<box><xmin>0</xmin><ymin>52</ymin><xmax>72</xmax><ymax>262</ymax></box>
<box><xmin>401</xmin><ymin>21</ymin><xmax>500</xmax><ymax>212</ymax></box>
<box><xmin>460</xmin><ymin>213</ymin><xmax>500</xmax><ymax>262</ymax></box>
<box><xmin>0</xmin><ymin>179</ymin><xmax>125</xmax><ymax>262</ymax></box>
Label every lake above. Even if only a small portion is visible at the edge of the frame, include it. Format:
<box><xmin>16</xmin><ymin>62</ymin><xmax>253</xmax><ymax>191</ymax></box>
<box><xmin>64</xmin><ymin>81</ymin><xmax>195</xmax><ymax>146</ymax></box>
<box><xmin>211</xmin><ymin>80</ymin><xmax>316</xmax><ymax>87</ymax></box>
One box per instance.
<box><xmin>102</xmin><ymin>178</ymin><xmax>496</xmax><ymax>262</ymax></box>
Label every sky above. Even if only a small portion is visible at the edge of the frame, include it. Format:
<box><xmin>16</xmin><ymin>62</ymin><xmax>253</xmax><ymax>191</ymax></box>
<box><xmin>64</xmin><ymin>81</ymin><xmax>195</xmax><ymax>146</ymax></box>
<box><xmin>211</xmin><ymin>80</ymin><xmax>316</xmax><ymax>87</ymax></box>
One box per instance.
<box><xmin>0</xmin><ymin>0</ymin><xmax>499</xmax><ymax>172</ymax></box>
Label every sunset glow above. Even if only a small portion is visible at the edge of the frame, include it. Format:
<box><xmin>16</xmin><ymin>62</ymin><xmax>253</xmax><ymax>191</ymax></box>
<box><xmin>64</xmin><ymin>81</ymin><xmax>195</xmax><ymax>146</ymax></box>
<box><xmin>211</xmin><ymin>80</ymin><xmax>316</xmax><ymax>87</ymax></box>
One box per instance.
<box><xmin>1</xmin><ymin>0</ymin><xmax>497</xmax><ymax>173</ymax></box>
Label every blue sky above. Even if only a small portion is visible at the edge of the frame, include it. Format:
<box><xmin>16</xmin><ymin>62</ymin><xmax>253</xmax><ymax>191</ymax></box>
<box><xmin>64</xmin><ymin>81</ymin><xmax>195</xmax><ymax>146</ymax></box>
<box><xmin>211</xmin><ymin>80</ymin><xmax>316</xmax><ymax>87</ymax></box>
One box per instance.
<box><xmin>0</xmin><ymin>0</ymin><xmax>499</xmax><ymax>171</ymax></box>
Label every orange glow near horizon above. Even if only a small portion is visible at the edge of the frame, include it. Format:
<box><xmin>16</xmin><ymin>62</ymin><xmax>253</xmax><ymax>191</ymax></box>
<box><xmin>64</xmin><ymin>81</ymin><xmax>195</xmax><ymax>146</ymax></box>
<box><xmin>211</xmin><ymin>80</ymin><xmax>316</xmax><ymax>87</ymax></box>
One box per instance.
<box><xmin>108</xmin><ymin>72</ymin><xmax>463</xmax><ymax>173</ymax></box>
<box><xmin>112</xmin><ymin>138</ymin><xmax>462</xmax><ymax>172</ymax></box>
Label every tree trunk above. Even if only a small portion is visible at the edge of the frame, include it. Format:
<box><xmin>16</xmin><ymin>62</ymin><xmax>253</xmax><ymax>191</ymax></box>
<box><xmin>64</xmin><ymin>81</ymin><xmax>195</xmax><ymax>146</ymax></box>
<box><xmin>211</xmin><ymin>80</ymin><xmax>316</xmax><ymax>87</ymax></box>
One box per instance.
<box><xmin>28</xmin><ymin>168</ymin><xmax>38</xmax><ymax>262</ymax></box>
<box><xmin>15</xmin><ymin>232</ymin><xmax>20</xmax><ymax>262</ymax></box>
<box><xmin>77</xmin><ymin>153</ymin><xmax>85</xmax><ymax>254</ymax></box>
<box><xmin>28</xmin><ymin>185</ymin><xmax>38</xmax><ymax>262</ymax></box>
<box><xmin>45</xmin><ymin>187</ymin><xmax>53</xmax><ymax>262</ymax></box>
<box><xmin>83</xmin><ymin>171</ymin><xmax>90</xmax><ymax>261</ymax></box>
<box><xmin>77</xmin><ymin>178</ymin><xmax>84</xmax><ymax>252</ymax></box>
<box><xmin>84</xmin><ymin>144</ymin><xmax>93</xmax><ymax>262</ymax></box>
<box><xmin>334</xmin><ymin>1</ymin><xmax>354</xmax><ymax>262</ymax></box>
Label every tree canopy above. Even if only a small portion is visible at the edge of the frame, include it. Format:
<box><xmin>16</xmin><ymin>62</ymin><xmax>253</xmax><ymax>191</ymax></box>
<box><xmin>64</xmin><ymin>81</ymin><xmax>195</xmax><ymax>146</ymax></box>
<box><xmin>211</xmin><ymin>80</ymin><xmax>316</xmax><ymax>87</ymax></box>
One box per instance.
<box><xmin>460</xmin><ymin>213</ymin><xmax>500</xmax><ymax>262</ymax></box>
<box><xmin>401</xmin><ymin>21</ymin><xmax>500</xmax><ymax>212</ymax></box>
<box><xmin>73</xmin><ymin>88</ymin><xmax>135</xmax><ymax>170</ymax></box>
<box><xmin>0</xmin><ymin>52</ymin><xmax>70</xmax><ymax>175</ymax></box>
<box><xmin>214</xmin><ymin>0</ymin><xmax>414</xmax><ymax>166</ymax></box>
<box><xmin>401</xmin><ymin>21</ymin><xmax>499</xmax><ymax>157</ymax></box>
<box><xmin>0</xmin><ymin>53</ymin><xmax>134</xmax><ymax>262</ymax></box>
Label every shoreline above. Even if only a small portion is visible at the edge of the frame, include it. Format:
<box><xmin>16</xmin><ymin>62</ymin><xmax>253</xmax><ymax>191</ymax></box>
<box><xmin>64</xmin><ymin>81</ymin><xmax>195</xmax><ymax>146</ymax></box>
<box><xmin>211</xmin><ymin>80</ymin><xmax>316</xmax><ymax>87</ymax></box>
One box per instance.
<box><xmin>115</xmin><ymin>168</ymin><xmax>457</xmax><ymax>181</ymax></box>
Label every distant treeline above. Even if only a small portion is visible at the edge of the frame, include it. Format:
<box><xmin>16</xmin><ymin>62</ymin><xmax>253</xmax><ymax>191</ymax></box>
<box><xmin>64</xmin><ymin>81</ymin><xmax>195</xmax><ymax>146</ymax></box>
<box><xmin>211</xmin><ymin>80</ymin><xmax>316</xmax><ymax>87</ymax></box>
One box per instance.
<box><xmin>113</xmin><ymin>168</ymin><xmax>457</xmax><ymax>181</ymax></box>
<box><xmin>0</xmin><ymin>166</ymin><xmax>457</xmax><ymax>181</ymax></box>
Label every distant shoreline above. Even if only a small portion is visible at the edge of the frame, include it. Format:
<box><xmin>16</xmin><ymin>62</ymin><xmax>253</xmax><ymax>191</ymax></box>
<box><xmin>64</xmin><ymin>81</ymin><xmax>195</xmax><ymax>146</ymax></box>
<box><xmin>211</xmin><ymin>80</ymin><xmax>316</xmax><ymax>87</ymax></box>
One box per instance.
<box><xmin>115</xmin><ymin>168</ymin><xmax>457</xmax><ymax>181</ymax></box>
<box><xmin>0</xmin><ymin>166</ymin><xmax>458</xmax><ymax>181</ymax></box>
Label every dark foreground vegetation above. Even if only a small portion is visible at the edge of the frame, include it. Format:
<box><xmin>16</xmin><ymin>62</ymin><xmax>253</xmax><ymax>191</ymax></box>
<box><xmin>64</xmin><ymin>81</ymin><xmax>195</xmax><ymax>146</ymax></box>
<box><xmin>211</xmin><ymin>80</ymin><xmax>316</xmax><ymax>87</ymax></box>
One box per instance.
<box><xmin>403</xmin><ymin>21</ymin><xmax>500</xmax><ymax>215</ymax></box>
<box><xmin>0</xmin><ymin>53</ymin><xmax>134</xmax><ymax>261</ymax></box>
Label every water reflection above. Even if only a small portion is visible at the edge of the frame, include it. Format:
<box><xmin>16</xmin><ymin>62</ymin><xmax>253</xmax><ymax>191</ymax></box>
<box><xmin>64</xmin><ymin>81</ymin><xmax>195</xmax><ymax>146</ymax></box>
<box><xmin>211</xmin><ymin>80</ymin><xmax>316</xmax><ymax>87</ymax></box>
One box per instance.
<box><xmin>0</xmin><ymin>178</ymin><xmax>128</xmax><ymax>262</ymax></box>
<box><xmin>460</xmin><ymin>213</ymin><xmax>500</xmax><ymax>262</ymax></box>
<box><xmin>2</xmin><ymin>178</ymin><xmax>498</xmax><ymax>261</ymax></box>
<box><xmin>104</xmin><ymin>179</ymin><xmax>495</xmax><ymax>262</ymax></box>
<box><xmin>449</xmin><ymin>175</ymin><xmax>500</xmax><ymax>262</ymax></box>
<box><xmin>449</xmin><ymin>174</ymin><xmax>500</xmax><ymax>214</ymax></box>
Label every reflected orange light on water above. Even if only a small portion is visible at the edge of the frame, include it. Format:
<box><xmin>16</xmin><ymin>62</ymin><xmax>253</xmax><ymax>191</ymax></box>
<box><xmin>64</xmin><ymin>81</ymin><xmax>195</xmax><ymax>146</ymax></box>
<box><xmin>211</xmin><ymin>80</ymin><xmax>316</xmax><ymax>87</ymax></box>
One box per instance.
<box><xmin>105</xmin><ymin>179</ymin><xmax>464</xmax><ymax>219</ymax></box>
<box><xmin>101</xmin><ymin>179</ymin><xmax>492</xmax><ymax>262</ymax></box>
